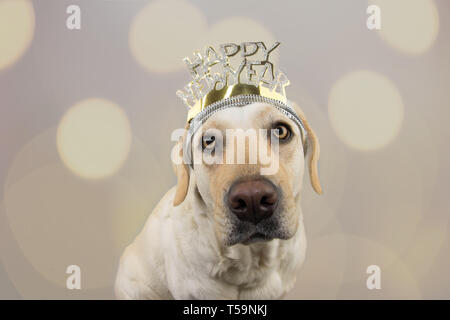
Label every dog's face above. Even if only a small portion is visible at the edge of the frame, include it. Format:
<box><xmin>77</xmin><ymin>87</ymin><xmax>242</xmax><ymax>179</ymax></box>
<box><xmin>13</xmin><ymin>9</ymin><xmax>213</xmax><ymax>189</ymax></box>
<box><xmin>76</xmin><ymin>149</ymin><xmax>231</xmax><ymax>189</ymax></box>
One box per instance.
<box><xmin>173</xmin><ymin>102</ymin><xmax>322</xmax><ymax>246</ymax></box>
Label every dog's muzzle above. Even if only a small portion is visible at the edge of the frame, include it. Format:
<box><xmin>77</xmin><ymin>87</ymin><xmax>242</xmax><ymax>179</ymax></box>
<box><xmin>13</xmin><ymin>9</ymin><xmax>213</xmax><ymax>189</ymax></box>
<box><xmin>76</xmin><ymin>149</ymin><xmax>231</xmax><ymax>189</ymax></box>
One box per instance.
<box><xmin>225</xmin><ymin>178</ymin><xmax>288</xmax><ymax>245</ymax></box>
<box><xmin>227</xmin><ymin>179</ymin><xmax>278</xmax><ymax>225</ymax></box>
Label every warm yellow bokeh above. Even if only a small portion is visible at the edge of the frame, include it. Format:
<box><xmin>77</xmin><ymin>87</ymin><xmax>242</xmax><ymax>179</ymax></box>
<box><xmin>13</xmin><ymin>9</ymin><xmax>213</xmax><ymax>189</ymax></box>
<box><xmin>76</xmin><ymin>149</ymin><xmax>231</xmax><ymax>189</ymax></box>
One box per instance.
<box><xmin>286</xmin><ymin>231</ymin><xmax>347</xmax><ymax>299</ymax></box>
<box><xmin>370</xmin><ymin>0</ymin><xmax>439</xmax><ymax>55</ymax></box>
<box><xmin>288</xmin><ymin>233</ymin><xmax>422</xmax><ymax>299</ymax></box>
<box><xmin>129</xmin><ymin>0</ymin><xmax>207</xmax><ymax>73</ymax></box>
<box><xmin>110</xmin><ymin>137</ymin><xmax>173</xmax><ymax>251</ymax></box>
<box><xmin>287</xmin><ymin>98</ymin><xmax>348</xmax><ymax>235</ymax></box>
<box><xmin>206</xmin><ymin>17</ymin><xmax>279</xmax><ymax>65</ymax></box>
<box><xmin>1</xmin><ymin>128</ymin><xmax>172</xmax><ymax>297</ymax></box>
<box><xmin>403</xmin><ymin>221</ymin><xmax>448</xmax><ymax>278</ymax></box>
<box><xmin>128</xmin><ymin>0</ymin><xmax>278</xmax><ymax>73</ymax></box>
<box><xmin>57</xmin><ymin>98</ymin><xmax>132</xmax><ymax>179</ymax></box>
<box><xmin>328</xmin><ymin>70</ymin><xmax>404</xmax><ymax>151</ymax></box>
<box><xmin>0</xmin><ymin>0</ymin><xmax>34</xmax><ymax>70</ymax></box>
<box><xmin>3</xmin><ymin>165</ymin><xmax>119</xmax><ymax>290</ymax></box>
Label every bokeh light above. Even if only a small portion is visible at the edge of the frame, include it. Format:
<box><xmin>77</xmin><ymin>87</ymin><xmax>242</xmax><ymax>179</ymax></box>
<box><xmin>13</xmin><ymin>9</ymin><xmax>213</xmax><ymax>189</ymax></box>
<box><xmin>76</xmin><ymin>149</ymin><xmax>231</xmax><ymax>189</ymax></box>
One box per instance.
<box><xmin>1</xmin><ymin>128</ymin><xmax>172</xmax><ymax>297</ymax></box>
<box><xmin>403</xmin><ymin>220</ymin><xmax>448</xmax><ymax>278</ymax></box>
<box><xmin>288</xmin><ymin>97</ymin><xmax>348</xmax><ymax>235</ymax></box>
<box><xmin>128</xmin><ymin>0</ymin><xmax>277</xmax><ymax>73</ymax></box>
<box><xmin>328</xmin><ymin>70</ymin><xmax>404</xmax><ymax>151</ymax></box>
<box><xmin>0</xmin><ymin>0</ymin><xmax>34</xmax><ymax>70</ymax></box>
<box><xmin>57</xmin><ymin>98</ymin><xmax>132</xmax><ymax>179</ymax></box>
<box><xmin>287</xmin><ymin>233</ymin><xmax>422</xmax><ymax>299</ymax></box>
<box><xmin>340</xmin><ymin>259</ymin><xmax>422</xmax><ymax>299</ymax></box>
<box><xmin>370</xmin><ymin>0</ymin><xmax>439</xmax><ymax>55</ymax></box>
<box><xmin>286</xmin><ymin>231</ymin><xmax>347</xmax><ymax>299</ymax></box>
<box><xmin>340</xmin><ymin>146</ymin><xmax>426</xmax><ymax>253</ymax></box>
<box><xmin>110</xmin><ymin>137</ymin><xmax>172</xmax><ymax>251</ymax></box>
<box><xmin>3</xmin><ymin>164</ymin><xmax>119</xmax><ymax>290</ymax></box>
<box><xmin>205</xmin><ymin>16</ymin><xmax>279</xmax><ymax>65</ymax></box>
<box><xmin>129</xmin><ymin>0</ymin><xmax>207</xmax><ymax>73</ymax></box>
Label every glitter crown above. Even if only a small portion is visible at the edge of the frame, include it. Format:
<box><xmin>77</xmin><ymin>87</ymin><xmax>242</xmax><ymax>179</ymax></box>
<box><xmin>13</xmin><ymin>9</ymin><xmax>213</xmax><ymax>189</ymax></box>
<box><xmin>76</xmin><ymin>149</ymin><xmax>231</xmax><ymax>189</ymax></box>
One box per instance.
<box><xmin>177</xmin><ymin>42</ymin><xmax>290</xmax><ymax>123</ymax></box>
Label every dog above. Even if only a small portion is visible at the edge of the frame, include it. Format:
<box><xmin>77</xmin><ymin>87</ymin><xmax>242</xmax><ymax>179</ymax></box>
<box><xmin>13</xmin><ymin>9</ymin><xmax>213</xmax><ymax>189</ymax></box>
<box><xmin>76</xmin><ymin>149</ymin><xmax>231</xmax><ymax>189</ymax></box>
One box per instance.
<box><xmin>114</xmin><ymin>101</ymin><xmax>322</xmax><ymax>299</ymax></box>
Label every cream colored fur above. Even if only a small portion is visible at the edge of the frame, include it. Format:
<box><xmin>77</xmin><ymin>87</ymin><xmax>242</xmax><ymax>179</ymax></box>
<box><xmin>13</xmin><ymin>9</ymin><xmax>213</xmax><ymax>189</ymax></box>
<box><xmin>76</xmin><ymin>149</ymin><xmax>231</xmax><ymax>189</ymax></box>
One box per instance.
<box><xmin>115</xmin><ymin>102</ymin><xmax>321</xmax><ymax>299</ymax></box>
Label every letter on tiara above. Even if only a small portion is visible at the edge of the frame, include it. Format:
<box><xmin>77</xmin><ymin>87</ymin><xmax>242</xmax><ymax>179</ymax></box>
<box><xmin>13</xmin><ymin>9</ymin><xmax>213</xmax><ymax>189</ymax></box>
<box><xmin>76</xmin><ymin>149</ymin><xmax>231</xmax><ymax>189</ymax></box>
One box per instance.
<box><xmin>176</xmin><ymin>42</ymin><xmax>289</xmax><ymax>109</ymax></box>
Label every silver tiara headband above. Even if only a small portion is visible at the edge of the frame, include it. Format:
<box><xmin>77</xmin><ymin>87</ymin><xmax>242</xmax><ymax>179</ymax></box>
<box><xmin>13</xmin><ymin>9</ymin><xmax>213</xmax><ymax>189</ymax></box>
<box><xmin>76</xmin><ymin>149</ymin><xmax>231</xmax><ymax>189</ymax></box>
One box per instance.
<box><xmin>176</xmin><ymin>42</ymin><xmax>307</xmax><ymax>164</ymax></box>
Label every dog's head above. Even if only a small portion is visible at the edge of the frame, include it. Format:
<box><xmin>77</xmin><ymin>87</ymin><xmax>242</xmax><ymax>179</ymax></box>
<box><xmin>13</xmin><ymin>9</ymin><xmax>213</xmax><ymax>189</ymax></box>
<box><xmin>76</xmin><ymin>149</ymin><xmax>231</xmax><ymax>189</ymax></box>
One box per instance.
<box><xmin>172</xmin><ymin>102</ymin><xmax>322</xmax><ymax>246</ymax></box>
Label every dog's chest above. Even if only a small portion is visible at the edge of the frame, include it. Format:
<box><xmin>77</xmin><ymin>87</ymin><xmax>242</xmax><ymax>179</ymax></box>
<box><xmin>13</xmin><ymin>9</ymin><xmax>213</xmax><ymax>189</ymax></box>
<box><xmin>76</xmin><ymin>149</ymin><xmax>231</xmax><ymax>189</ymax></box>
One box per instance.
<box><xmin>213</xmin><ymin>240</ymin><xmax>294</xmax><ymax>299</ymax></box>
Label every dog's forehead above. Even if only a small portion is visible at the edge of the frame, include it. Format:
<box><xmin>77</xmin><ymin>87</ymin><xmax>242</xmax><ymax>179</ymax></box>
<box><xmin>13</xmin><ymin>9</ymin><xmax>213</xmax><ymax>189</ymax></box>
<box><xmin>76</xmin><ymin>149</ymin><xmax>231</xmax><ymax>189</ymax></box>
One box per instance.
<box><xmin>202</xmin><ymin>102</ymin><xmax>298</xmax><ymax>131</ymax></box>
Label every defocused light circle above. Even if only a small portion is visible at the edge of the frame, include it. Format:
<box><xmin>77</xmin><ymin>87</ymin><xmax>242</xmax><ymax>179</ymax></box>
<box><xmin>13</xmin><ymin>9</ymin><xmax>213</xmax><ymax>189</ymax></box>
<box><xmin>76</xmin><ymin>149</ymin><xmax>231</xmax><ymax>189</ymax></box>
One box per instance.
<box><xmin>206</xmin><ymin>17</ymin><xmax>278</xmax><ymax>64</ymax></box>
<box><xmin>1</xmin><ymin>130</ymin><xmax>169</xmax><ymax>296</ymax></box>
<box><xmin>370</xmin><ymin>0</ymin><xmax>439</xmax><ymax>55</ymax></box>
<box><xmin>2</xmin><ymin>165</ymin><xmax>126</xmax><ymax>291</ymax></box>
<box><xmin>337</xmin><ymin>234</ymin><xmax>421</xmax><ymax>299</ymax></box>
<box><xmin>0</xmin><ymin>0</ymin><xmax>34</xmax><ymax>70</ymax></box>
<box><xmin>328</xmin><ymin>70</ymin><xmax>404</xmax><ymax>151</ymax></box>
<box><xmin>129</xmin><ymin>0</ymin><xmax>207</xmax><ymax>73</ymax></box>
<box><xmin>57</xmin><ymin>98</ymin><xmax>132</xmax><ymax>179</ymax></box>
<box><xmin>286</xmin><ymin>231</ymin><xmax>347</xmax><ymax>299</ymax></box>
<box><xmin>129</xmin><ymin>3</ymin><xmax>278</xmax><ymax>74</ymax></box>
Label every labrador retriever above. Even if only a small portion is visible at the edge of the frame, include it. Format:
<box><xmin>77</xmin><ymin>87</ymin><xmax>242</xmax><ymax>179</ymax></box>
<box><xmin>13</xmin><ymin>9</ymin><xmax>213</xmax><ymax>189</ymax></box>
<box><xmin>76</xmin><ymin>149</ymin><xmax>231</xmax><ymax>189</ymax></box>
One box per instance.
<box><xmin>114</xmin><ymin>101</ymin><xmax>322</xmax><ymax>299</ymax></box>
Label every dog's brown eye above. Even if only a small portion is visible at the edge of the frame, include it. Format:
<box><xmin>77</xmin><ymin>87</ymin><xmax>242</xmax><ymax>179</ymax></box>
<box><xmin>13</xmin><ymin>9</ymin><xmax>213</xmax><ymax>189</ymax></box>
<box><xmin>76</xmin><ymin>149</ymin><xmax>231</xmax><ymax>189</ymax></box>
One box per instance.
<box><xmin>273</xmin><ymin>124</ymin><xmax>290</xmax><ymax>140</ymax></box>
<box><xmin>202</xmin><ymin>135</ymin><xmax>216</xmax><ymax>150</ymax></box>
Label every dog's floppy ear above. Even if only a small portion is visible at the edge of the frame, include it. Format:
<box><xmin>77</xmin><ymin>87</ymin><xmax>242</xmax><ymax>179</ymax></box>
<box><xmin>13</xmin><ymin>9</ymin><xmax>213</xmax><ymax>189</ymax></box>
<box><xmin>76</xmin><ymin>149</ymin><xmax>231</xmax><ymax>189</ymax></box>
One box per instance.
<box><xmin>173</xmin><ymin>127</ymin><xmax>190</xmax><ymax>206</ymax></box>
<box><xmin>293</xmin><ymin>106</ymin><xmax>323</xmax><ymax>195</ymax></box>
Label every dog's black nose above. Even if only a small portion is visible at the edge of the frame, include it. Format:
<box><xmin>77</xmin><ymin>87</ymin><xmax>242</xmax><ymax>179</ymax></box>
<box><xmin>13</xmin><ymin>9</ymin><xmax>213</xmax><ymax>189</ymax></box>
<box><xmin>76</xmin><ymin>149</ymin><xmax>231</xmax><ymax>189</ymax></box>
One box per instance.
<box><xmin>228</xmin><ymin>179</ymin><xmax>278</xmax><ymax>224</ymax></box>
